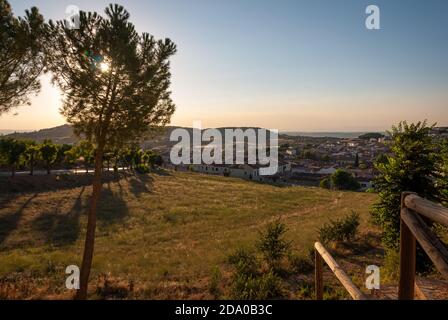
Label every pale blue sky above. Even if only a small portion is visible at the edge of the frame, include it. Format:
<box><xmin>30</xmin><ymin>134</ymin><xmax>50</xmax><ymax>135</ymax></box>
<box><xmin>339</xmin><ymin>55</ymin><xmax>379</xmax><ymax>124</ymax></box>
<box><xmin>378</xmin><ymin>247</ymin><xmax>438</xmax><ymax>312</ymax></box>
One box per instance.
<box><xmin>1</xmin><ymin>0</ymin><xmax>447</xmax><ymax>131</ymax></box>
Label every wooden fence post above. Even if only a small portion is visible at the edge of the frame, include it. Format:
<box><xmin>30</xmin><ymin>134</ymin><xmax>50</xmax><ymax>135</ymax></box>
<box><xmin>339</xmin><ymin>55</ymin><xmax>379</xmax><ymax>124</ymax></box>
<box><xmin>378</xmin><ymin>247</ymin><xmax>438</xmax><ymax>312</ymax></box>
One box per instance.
<box><xmin>315</xmin><ymin>249</ymin><xmax>323</xmax><ymax>300</ymax></box>
<box><xmin>399</xmin><ymin>192</ymin><xmax>416</xmax><ymax>300</ymax></box>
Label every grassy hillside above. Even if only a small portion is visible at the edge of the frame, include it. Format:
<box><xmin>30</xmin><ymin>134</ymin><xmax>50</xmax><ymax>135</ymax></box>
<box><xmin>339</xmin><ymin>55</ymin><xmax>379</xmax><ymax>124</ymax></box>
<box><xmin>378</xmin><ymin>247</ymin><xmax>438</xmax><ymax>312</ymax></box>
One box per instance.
<box><xmin>0</xmin><ymin>171</ymin><xmax>377</xmax><ymax>299</ymax></box>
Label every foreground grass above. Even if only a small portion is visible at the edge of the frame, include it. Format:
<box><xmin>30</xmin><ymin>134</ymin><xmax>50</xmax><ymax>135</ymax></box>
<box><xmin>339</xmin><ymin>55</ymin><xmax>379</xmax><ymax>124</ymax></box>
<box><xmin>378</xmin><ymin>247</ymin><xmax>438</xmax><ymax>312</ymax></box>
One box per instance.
<box><xmin>0</xmin><ymin>171</ymin><xmax>376</xmax><ymax>299</ymax></box>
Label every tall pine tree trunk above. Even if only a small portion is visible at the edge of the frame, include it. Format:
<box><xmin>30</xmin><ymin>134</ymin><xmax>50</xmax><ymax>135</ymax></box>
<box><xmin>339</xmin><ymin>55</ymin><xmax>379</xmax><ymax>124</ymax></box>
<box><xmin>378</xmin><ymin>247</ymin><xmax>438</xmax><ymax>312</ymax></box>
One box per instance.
<box><xmin>75</xmin><ymin>147</ymin><xmax>104</xmax><ymax>300</ymax></box>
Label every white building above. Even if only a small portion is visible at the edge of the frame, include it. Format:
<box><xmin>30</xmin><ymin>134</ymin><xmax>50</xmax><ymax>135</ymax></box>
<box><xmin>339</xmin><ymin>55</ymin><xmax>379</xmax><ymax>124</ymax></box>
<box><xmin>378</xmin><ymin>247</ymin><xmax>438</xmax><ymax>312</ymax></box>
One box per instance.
<box><xmin>191</xmin><ymin>162</ymin><xmax>291</xmax><ymax>182</ymax></box>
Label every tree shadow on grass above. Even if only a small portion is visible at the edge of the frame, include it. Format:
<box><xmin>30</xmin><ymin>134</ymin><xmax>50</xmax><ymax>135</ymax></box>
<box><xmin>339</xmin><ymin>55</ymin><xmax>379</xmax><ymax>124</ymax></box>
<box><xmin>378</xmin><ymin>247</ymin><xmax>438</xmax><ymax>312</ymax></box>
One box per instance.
<box><xmin>0</xmin><ymin>172</ymin><xmax>122</xmax><ymax>195</ymax></box>
<box><xmin>32</xmin><ymin>187</ymin><xmax>86</xmax><ymax>247</ymax></box>
<box><xmin>128</xmin><ymin>174</ymin><xmax>154</xmax><ymax>197</ymax></box>
<box><xmin>0</xmin><ymin>194</ymin><xmax>38</xmax><ymax>246</ymax></box>
<box><xmin>97</xmin><ymin>182</ymin><xmax>130</xmax><ymax>226</ymax></box>
<box><xmin>152</xmin><ymin>167</ymin><xmax>172</xmax><ymax>176</ymax></box>
<box><xmin>1</xmin><ymin>173</ymin><xmax>136</xmax><ymax>248</ymax></box>
<box><xmin>31</xmin><ymin>180</ymin><xmax>131</xmax><ymax>246</ymax></box>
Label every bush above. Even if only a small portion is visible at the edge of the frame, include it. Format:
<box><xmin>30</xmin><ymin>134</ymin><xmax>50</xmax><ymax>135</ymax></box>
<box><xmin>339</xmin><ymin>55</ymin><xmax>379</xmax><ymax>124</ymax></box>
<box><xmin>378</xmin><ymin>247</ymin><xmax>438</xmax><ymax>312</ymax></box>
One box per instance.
<box><xmin>371</xmin><ymin>121</ymin><xmax>442</xmax><ymax>249</ymax></box>
<box><xmin>135</xmin><ymin>164</ymin><xmax>150</xmax><ymax>174</ymax></box>
<box><xmin>318</xmin><ymin>211</ymin><xmax>360</xmax><ymax>244</ymax></box>
<box><xmin>382</xmin><ymin>249</ymin><xmax>400</xmax><ymax>282</ymax></box>
<box><xmin>319</xmin><ymin>178</ymin><xmax>331</xmax><ymax>189</ymax></box>
<box><xmin>288</xmin><ymin>253</ymin><xmax>314</xmax><ymax>274</ymax></box>
<box><xmin>331</xmin><ymin>169</ymin><xmax>360</xmax><ymax>191</ymax></box>
<box><xmin>256</xmin><ymin>221</ymin><xmax>291</xmax><ymax>270</ymax></box>
<box><xmin>231</xmin><ymin>270</ymin><xmax>282</xmax><ymax>300</ymax></box>
<box><xmin>227</xmin><ymin>247</ymin><xmax>283</xmax><ymax>299</ymax></box>
<box><xmin>371</xmin><ymin>121</ymin><xmax>444</xmax><ymax>272</ymax></box>
<box><xmin>208</xmin><ymin>266</ymin><xmax>222</xmax><ymax>297</ymax></box>
<box><xmin>227</xmin><ymin>248</ymin><xmax>258</xmax><ymax>277</ymax></box>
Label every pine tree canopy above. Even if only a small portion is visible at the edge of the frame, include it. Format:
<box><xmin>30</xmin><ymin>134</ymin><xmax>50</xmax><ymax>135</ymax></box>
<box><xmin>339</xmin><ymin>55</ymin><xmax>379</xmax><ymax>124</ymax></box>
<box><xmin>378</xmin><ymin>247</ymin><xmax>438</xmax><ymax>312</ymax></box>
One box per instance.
<box><xmin>0</xmin><ymin>0</ymin><xmax>45</xmax><ymax>113</ymax></box>
<box><xmin>45</xmin><ymin>4</ymin><xmax>177</xmax><ymax>149</ymax></box>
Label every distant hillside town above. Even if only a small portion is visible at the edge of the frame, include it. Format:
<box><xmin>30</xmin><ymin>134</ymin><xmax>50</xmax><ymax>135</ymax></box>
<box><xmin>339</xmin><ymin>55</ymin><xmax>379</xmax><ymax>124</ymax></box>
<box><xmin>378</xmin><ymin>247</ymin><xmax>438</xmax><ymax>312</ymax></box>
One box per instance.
<box><xmin>3</xmin><ymin>124</ymin><xmax>448</xmax><ymax>189</ymax></box>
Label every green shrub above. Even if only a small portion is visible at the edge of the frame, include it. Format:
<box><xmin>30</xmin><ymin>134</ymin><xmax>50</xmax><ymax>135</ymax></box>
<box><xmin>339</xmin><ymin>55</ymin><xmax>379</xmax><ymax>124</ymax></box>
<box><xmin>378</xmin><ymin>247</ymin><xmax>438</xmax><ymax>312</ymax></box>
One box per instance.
<box><xmin>227</xmin><ymin>247</ymin><xmax>283</xmax><ymax>299</ymax></box>
<box><xmin>318</xmin><ymin>211</ymin><xmax>360</xmax><ymax>244</ymax></box>
<box><xmin>288</xmin><ymin>253</ymin><xmax>314</xmax><ymax>274</ymax></box>
<box><xmin>227</xmin><ymin>247</ymin><xmax>259</xmax><ymax>277</ymax></box>
<box><xmin>382</xmin><ymin>249</ymin><xmax>400</xmax><ymax>282</ymax></box>
<box><xmin>231</xmin><ymin>270</ymin><xmax>282</xmax><ymax>300</ymax></box>
<box><xmin>371</xmin><ymin>121</ymin><xmax>447</xmax><ymax>272</ymax></box>
<box><xmin>331</xmin><ymin>169</ymin><xmax>360</xmax><ymax>191</ymax></box>
<box><xmin>135</xmin><ymin>164</ymin><xmax>150</xmax><ymax>174</ymax></box>
<box><xmin>296</xmin><ymin>281</ymin><xmax>313</xmax><ymax>299</ymax></box>
<box><xmin>319</xmin><ymin>178</ymin><xmax>331</xmax><ymax>189</ymax></box>
<box><xmin>209</xmin><ymin>266</ymin><xmax>222</xmax><ymax>297</ymax></box>
<box><xmin>256</xmin><ymin>221</ymin><xmax>291</xmax><ymax>270</ymax></box>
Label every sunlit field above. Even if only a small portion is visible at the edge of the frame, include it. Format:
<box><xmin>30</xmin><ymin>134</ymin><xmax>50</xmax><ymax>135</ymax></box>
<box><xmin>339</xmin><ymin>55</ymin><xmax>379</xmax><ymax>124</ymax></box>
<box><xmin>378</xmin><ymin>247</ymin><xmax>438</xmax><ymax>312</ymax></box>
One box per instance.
<box><xmin>0</xmin><ymin>171</ymin><xmax>377</xmax><ymax>299</ymax></box>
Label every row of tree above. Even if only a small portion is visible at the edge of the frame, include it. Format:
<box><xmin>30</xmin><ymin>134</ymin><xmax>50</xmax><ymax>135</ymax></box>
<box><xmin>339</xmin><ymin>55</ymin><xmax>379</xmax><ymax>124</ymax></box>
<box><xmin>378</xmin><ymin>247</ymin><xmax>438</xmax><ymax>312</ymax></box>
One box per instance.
<box><xmin>0</xmin><ymin>138</ymin><xmax>163</xmax><ymax>177</ymax></box>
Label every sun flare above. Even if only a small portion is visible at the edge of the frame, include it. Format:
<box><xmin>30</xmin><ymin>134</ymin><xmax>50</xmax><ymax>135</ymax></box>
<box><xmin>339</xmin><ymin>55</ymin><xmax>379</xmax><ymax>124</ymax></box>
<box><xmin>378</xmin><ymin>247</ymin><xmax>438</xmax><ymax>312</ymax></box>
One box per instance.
<box><xmin>99</xmin><ymin>62</ymin><xmax>110</xmax><ymax>73</ymax></box>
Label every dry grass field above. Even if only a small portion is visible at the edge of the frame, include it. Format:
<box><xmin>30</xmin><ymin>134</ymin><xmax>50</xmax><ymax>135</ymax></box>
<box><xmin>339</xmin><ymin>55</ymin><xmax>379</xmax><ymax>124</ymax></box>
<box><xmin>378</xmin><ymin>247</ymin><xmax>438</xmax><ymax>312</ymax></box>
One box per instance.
<box><xmin>0</xmin><ymin>171</ymin><xmax>378</xmax><ymax>299</ymax></box>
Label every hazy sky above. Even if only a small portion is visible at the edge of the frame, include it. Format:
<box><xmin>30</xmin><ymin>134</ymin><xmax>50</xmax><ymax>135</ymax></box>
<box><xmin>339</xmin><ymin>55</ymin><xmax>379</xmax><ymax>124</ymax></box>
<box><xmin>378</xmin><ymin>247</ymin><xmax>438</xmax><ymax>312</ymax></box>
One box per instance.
<box><xmin>1</xmin><ymin>0</ymin><xmax>448</xmax><ymax>131</ymax></box>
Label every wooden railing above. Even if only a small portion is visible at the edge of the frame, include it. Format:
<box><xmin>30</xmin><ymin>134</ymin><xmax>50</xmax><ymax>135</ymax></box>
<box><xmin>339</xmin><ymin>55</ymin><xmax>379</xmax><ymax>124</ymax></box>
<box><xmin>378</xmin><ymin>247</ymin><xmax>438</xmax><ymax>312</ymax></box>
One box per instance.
<box><xmin>399</xmin><ymin>192</ymin><xmax>448</xmax><ymax>299</ymax></box>
<box><xmin>314</xmin><ymin>241</ymin><xmax>366</xmax><ymax>300</ymax></box>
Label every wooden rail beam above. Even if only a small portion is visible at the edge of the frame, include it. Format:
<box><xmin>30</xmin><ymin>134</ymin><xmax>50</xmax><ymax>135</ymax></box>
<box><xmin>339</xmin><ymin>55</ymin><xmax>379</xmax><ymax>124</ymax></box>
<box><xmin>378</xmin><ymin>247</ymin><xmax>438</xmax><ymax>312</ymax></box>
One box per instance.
<box><xmin>315</xmin><ymin>249</ymin><xmax>324</xmax><ymax>300</ymax></box>
<box><xmin>404</xmin><ymin>194</ymin><xmax>448</xmax><ymax>227</ymax></box>
<box><xmin>314</xmin><ymin>242</ymin><xmax>366</xmax><ymax>300</ymax></box>
<box><xmin>399</xmin><ymin>192</ymin><xmax>416</xmax><ymax>300</ymax></box>
<box><xmin>401</xmin><ymin>208</ymin><xmax>448</xmax><ymax>278</ymax></box>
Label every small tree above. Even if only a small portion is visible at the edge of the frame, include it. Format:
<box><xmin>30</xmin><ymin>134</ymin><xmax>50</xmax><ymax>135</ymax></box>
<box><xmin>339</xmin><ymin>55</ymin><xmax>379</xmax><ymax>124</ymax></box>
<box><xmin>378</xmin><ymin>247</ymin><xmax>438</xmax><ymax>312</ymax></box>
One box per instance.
<box><xmin>0</xmin><ymin>0</ymin><xmax>45</xmax><ymax>114</ymax></box>
<box><xmin>0</xmin><ymin>138</ymin><xmax>26</xmax><ymax>177</ymax></box>
<box><xmin>143</xmin><ymin>150</ymin><xmax>162</xmax><ymax>169</ymax></box>
<box><xmin>56</xmin><ymin>144</ymin><xmax>73</xmax><ymax>168</ymax></box>
<box><xmin>40</xmin><ymin>140</ymin><xmax>57</xmax><ymax>175</ymax></box>
<box><xmin>46</xmin><ymin>4</ymin><xmax>176</xmax><ymax>299</ymax></box>
<box><xmin>256</xmin><ymin>221</ymin><xmax>291</xmax><ymax>271</ymax></box>
<box><xmin>371</xmin><ymin>121</ymin><xmax>442</xmax><ymax>249</ymax></box>
<box><xmin>24</xmin><ymin>140</ymin><xmax>40</xmax><ymax>175</ymax></box>
<box><xmin>76</xmin><ymin>140</ymin><xmax>94</xmax><ymax>174</ymax></box>
<box><xmin>331</xmin><ymin>169</ymin><xmax>360</xmax><ymax>191</ymax></box>
<box><xmin>64</xmin><ymin>145</ymin><xmax>79</xmax><ymax>169</ymax></box>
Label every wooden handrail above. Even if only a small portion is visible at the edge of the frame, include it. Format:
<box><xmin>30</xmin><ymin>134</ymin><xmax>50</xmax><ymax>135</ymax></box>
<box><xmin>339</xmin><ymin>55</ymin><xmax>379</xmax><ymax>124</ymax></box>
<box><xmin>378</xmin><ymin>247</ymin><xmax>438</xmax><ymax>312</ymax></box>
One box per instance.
<box><xmin>404</xmin><ymin>194</ymin><xmax>448</xmax><ymax>227</ymax></box>
<box><xmin>314</xmin><ymin>242</ymin><xmax>367</xmax><ymax>300</ymax></box>
<box><xmin>401</xmin><ymin>208</ymin><xmax>448</xmax><ymax>278</ymax></box>
<box><xmin>399</xmin><ymin>192</ymin><xmax>448</xmax><ymax>299</ymax></box>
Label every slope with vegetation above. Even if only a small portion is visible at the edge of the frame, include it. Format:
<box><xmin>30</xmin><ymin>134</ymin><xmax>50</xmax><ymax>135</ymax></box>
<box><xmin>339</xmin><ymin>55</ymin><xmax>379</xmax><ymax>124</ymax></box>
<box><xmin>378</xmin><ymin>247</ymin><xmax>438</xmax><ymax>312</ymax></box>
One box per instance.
<box><xmin>0</xmin><ymin>171</ymin><xmax>377</xmax><ymax>299</ymax></box>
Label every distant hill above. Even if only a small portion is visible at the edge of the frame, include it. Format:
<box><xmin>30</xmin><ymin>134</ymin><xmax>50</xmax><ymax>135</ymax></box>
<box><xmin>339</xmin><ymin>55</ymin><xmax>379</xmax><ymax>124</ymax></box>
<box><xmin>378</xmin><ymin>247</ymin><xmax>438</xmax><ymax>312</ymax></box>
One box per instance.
<box><xmin>0</xmin><ymin>130</ymin><xmax>29</xmax><ymax>136</ymax></box>
<box><xmin>4</xmin><ymin>124</ymin><xmax>290</xmax><ymax>146</ymax></box>
<box><xmin>5</xmin><ymin>124</ymin><xmax>78</xmax><ymax>144</ymax></box>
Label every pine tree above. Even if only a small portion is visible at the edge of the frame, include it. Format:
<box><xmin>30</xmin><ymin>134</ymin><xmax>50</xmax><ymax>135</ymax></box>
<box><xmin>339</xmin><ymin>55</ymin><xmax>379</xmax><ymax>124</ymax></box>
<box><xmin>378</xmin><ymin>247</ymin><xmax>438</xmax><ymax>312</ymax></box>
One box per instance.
<box><xmin>0</xmin><ymin>0</ymin><xmax>45</xmax><ymax>113</ymax></box>
<box><xmin>45</xmin><ymin>4</ymin><xmax>176</xmax><ymax>299</ymax></box>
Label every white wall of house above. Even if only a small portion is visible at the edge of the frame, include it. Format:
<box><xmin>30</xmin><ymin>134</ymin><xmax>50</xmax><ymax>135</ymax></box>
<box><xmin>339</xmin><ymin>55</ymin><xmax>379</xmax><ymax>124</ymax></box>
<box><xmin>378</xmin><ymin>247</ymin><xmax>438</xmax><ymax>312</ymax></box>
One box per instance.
<box><xmin>316</xmin><ymin>167</ymin><xmax>337</xmax><ymax>175</ymax></box>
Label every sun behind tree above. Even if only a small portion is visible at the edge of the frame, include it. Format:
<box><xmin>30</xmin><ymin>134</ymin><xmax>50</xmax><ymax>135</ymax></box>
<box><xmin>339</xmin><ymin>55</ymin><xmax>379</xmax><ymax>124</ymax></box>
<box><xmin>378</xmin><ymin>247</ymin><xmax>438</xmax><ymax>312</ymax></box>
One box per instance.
<box><xmin>45</xmin><ymin>4</ymin><xmax>177</xmax><ymax>299</ymax></box>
